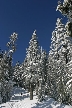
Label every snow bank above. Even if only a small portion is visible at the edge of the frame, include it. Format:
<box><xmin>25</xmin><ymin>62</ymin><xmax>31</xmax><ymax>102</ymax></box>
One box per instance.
<box><xmin>0</xmin><ymin>87</ymin><xmax>72</xmax><ymax>108</ymax></box>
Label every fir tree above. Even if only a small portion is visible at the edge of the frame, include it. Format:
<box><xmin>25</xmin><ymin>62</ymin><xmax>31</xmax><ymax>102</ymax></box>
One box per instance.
<box><xmin>66</xmin><ymin>61</ymin><xmax>72</xmax><ymax>105</ymax></box>
<box><xmin>37</xmin><ymin>48</ymin><xmax>48</xmax><ymax>101</ymax></box>
<box><xmin>22</xmin><ymin>57</ymin><xmax>29</xmax><ymax>89</ymax></box>
<box><xmin>47</xmin><ymin>18</ymin><xmax>66</xmax><ymax>99</ymax></box>
<box><xmin>0</xmin><ymin>32</ymin><xmax>18</xmax><ymax>103</ymax></box>
<box><xmin>6</xmin><ymin>32</ymin><xmax>18</xmax><ymax>80</ymax></box>
<box><xmin>25</xmin><ymin>30</ymin><xmax>41</xmax><ymax>100</ymax></box>
<box><xmin>56</xmin><ymin>0</ymin><xmax>72</xmax><ymax>105</ymax></box>
<box><xmin>13</xmin><ymin>61</ymin><xmax>20</xmax><ymax>86</ymax></box>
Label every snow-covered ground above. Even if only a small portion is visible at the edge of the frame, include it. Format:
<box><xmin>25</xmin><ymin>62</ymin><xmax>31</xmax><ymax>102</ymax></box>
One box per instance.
<box><xmin>0</xmin><ymin>87</ymin><xmax>72</xmax><ymax>108</ymax></box>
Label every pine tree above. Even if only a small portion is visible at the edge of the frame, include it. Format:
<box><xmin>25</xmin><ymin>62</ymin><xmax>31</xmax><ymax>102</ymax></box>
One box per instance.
<box><xmin>22</xmin><ymin>57</ymin><xmax>28</xmax><ymax>89</ymax></box>
<box><xmin>25</xmin><ymin>30</ymin><xmax>41</xmax><ymax>100</ymax></box>
<box><xmin>19</xmin><ymin>62</ymin><xmax>25</xmax><ymax>88</ymax></box>
<box><xmin>47</xmin><ymin>17</ymin><xmax>72</xmax><ymax>103</ymax></box>
<box><xmin>66</xmin><ymin>61</ymin><xmax>72</xmax><ymax>105</ymax></box>
<box><xmin>37</xmin><ymin>47</ymin><xmax>48</xmax><ymax>101</ymax></box>
<box><xmin>56</xmin><ymin>0</ymin><xmax>72</xmax><ymax>105</ymax></box>
<box><xmin>57</xmin><ymin>1</ymin><xmax>72</xmax><ymax>62</ymax></box>
<box><xmin>0</xmin><ymin>50</ymin><xmax>4</xmax><ymax>103</ymax></box>
<box><xmin>47</xmin><ymin>18</ymin><xmax>66</xmax><ymax>100</ymax></box>
<box><xmin>6</xmin><ymin>32</ymin><xmax>18</xmax><ymax>80</ymax></box>
<box><xmin>0</xmin><ymin>32</ymin><xmax>18</xmax><ymax>103</ymax></box>
<box><xmin>13</xmin><ymin>60</ymin><xmax>24</xmax><ymax>87</ymax></box>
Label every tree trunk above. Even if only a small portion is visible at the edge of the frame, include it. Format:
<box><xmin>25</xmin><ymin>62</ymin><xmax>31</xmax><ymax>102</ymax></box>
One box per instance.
<box><xmin>28</xmin><ymin>83</ymin><xmax>30</xmax><ymax>92</ymax></box>
<box><xmin>36</xmin><ymin>85</ymin><xmax>38</xmax><ymax>95</ymax></box>
<box><xmin>66</xmin><ymin>54</ymin><xmax>68</xmax><ymax>64</ymax></box>
<box><xmin>36</xmin><ymin>81</ymin><xmax>39</xmax><ymax>95</ymax></box>
<box><xmin>30</xmin><ymin>83</ymin><xmax>33</xmax><ymax>100</ymax></box>
<box><xmin>0</xmin><ymin>93</ymin><xmax>2</xmax><ymax>104</ymax></box>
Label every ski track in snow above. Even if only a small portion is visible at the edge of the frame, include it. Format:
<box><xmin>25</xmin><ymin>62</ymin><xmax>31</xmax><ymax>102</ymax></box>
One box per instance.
<box><xmin>0</xmin><ymin>87</ymin><xmax>72</xmax><ymax>108</ymax></box>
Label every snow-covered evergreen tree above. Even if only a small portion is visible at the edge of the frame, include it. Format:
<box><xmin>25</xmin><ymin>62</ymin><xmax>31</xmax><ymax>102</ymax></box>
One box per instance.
<box><xmin>47</xmin><ymin>17</ymin><xmax>72</xmax><ymax>104</ymax></box>
<box><xmin>66</xmin><ymin>61</ymin><xmax>72</xmax><ymax>105</ymax></box>
<box><xmin>56</xmin><ymin>0</ymin><xmax>72</xmax><ymax>105</ymax></box>
<box><xmin>13</xmin><ymin>61</ymin><xmax>21</xmax><ymax>86</ymax></box>
<box><xmin>21</xmin><ymin>57</ymin><xmax>28</xmax><ymax>89</ymax></box>
<box><xmin>0</xmin><ymin>32</ymin><xmax>18</xmax><ymax>103</ymax></box>
<box><xmin>57</xmin><ymin>0</ymin><xmax>72</xmax><ymax>61</ymax></box>
<box><xmin>38</xmin><ymin>77</ymin><xmax>45</xmax><ymax>102</ymax></box>
<box><xmin>47</xmin><ymin>18</ymin><xmax>66</xmax><ymax>99</ymax></box>
<box><xmin>19</xmin><ymin>62</ymin><xmax>25</xmax><ymax>87</ymax></box>
<box><xmin>25</xmin><ymin>30</ymin><xmax>41</xmax><ymax>100</ymax></box>
<box><xmin>6</xmin><ymin>32</ymin><xmax>18</xmax><ymax>80</ymax></box>
<box><xmin>57</xmin><ymin>0</ymin><xmax>72</xmax><ymax>22</ymax></box>
<box><xmin>40</xmin><ymin>49</ymin><xmax>48</xmax><ymax>83</ymax></box>
<box><xmin>37</xmin><ymin>48</ymin><xmax>48</xmax><ymax>101</ymax></box>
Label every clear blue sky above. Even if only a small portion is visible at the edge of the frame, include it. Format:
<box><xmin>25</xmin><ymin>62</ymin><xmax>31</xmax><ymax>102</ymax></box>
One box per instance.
<box><xmin>0</xmin><ymin>0</ymin><xmax>66</xmax><ymax>65</ymax></box>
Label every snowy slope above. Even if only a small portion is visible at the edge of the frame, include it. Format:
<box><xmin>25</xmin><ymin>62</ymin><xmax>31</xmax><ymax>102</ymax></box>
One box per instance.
<box><xmin>0</xmin><ymin>87</ymin><xmax>72</xmax><ymax>108</ymax></box>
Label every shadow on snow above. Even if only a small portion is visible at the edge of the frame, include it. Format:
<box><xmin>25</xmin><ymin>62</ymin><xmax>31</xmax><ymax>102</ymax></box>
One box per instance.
<box><xmin>32</xmin><ymin>98</ymin><xmax>65</xmax><ymax>108</ymax></box>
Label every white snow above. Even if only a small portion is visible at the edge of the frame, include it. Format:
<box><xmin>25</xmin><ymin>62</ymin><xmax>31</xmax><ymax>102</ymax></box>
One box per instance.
<box><xmin>66</xmin><ymin>79</ymin><xmax>72</xmax><ymax>86</ymax></box>
<box><xmin>9</xmin><ymin>50</ymin><xmax>13</xmax><ymax>53</ymax></box>
<box><xmin>0</xmin><ymin>86</ymin><xmax>72</xmax><ymax>108</ymax></box>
